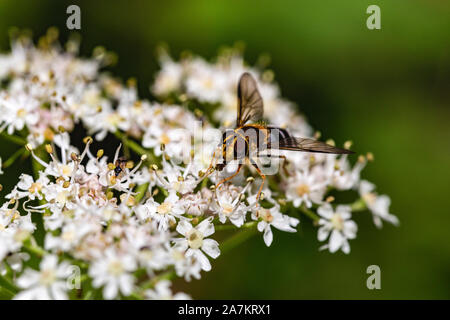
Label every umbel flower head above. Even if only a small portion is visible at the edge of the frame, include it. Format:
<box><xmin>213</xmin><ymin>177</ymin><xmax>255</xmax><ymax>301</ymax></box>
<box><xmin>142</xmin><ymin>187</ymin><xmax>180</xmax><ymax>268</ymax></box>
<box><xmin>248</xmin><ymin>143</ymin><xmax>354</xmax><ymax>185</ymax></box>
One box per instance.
<box><xmin>0</xmin><ymin>30</ymin><xmax>398</xmax><ymax>300</ymax></box>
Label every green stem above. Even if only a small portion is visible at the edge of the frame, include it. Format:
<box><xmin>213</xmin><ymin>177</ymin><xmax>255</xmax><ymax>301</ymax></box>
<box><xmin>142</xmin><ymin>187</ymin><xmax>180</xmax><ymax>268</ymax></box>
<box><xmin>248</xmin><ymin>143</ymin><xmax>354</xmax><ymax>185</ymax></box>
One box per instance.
<box><xmin>0</xmin><ymin>286</ymin><xmax>15</xmax><ymax>299</ymax></box>
<box><xmin>134</xmin><ymin>183</ymin><xmax>149</xmax><ymax>203</ymax></box>
<box><xmin>299</xmin><ymin>205</ymin><xmax>320</xmax><ymax>222</ymax></box>
<box><xmin>215</xmin><ymin>221</ymin><xmax>256</xmax><ymax>232</ymax></box>
<box><xmin>220</xmin><ymin>222</ymin><xmax>258</xmax><ymax>254</ymax></box>
<box><xmin>2</xmin><ymin>147</ymin><xmax>28</xmax><ymax>169</ymax></box>
<box><xmin>0</xmin><ymin>132</ymin><xmax>27</xmax><ymax>146</ymax></box>
<box><xmin>23</xmin><ymin>243</ymin><xmax>89</xmax><ymax>270</ymax></box>
<box><xmin>83</xmin><ymin>290</ymin><xmax>94</xmax><ymax>300</ymax></box>
<box><xmin>350</xmin><ymin>198</ymin><xmax>367</xmax><ymax>212</ymax></box>
<box><xmin>22</xmin><ymin>243</ymin><xmax>47</xmax><ymax>257</ymax></box>
<box><xmin>0</xmin><ymin>274</ymin><xmax>19</xmax><ymax>294</ymax></box>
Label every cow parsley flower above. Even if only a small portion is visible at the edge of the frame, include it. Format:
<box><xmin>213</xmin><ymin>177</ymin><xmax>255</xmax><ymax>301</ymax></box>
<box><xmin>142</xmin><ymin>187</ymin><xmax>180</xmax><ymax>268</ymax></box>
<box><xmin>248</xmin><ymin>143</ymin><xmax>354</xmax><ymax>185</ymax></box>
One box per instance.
<box><xmin>286</xmin><ymin>169</ymin><xmax>327</xmax><ymax>208</ymax></box>
<box><xmin>252</xmin><ymin>205</ymin><xmax>299</xmax><ymax>246</ymax></box>
<box><xmin>317</xmin><ymin>204</ymin><xmax>357</xmax><ymax>254</ymax></box>
<box><xmin>89</xmin><ymin>248</ymin><xmax>137</xmax><ymax>299</ymax></box>
<box><xmin>359</xmin><ymin>180</ymin><xmax>399</xmax><ymax>228</ymax></box>
<box><xmin>14</xmin><ymin>255</ymin><xmax>71</xmax><ymax>300</ymax></box>
<box><xmin>0</xmin><ymin>34</ymin><xmax>396</xmax><ymax>300</ymax></box>
<box><xmin>174</xmin><ymin>218</ymin><xmax>220</xmax><ymax>272</ymax></box>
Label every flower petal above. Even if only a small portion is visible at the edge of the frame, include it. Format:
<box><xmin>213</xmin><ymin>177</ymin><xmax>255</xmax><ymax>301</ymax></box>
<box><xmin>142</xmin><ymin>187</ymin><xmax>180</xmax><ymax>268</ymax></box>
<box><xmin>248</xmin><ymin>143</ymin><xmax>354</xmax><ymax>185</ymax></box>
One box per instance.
<box><xmin>201</xmin><ymin>239</ymin><xmax>220</xmax><ymax>259</ymax></box>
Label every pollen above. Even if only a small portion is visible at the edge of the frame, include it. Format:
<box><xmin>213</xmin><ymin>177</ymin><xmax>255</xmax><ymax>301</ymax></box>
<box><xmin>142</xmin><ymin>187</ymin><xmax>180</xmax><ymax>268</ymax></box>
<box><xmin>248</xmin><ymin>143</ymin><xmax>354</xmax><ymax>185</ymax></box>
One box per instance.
<box><xmin>160</xmin><ymin>133</ymin><xmax>170</xmax><ymax>145</ymax></box>
<box><xmin>120</xmin><ymin>194</ymin><xmax>136</xmax><ymax>206</ymax></box>
<box><xmin>258</xmin><ymin>208</ymin><xmax>273</xmax><ymax>223</ymax></box>
<box><xmin>202</xmin><ymin>78</ymin><xmax>213</xmax><ymax>89</ymax></box>
<box><xmin>330</xmin><ymin>213</ymin><xmax>344</xmax><ymax>231</ymax></box>
<box><xmin>39</xmin><ymin>269</ymin><xmax>57</xmax><ymax>286</ymax></box>
<box><xmin>56</xmin><ymin>190</ymin><xmax>69</xmax><ymax>204</ymax></box>
<box><xmin>61</xmin><ymin>165</ymin><xmax>72</xmax><ymax>176</ymax></box>
<box><xmin>61</xmin><ymin>230</ymin><xmax>75</xmax><ymax>242</ymax></box>
<box><xmin>296</xmin><ymin>184</ymin><xmax>310</xmax><ymax>196</ymax></box>
<box><xmin>28</xmin><ymin>182</ymin><xmax>42</xmax><ymax>194</ymax></box>
<box><xmin>156</xmin><ymin>202</ymin><xmax>172</xmax><ymax>215</ymax></box>
<box><xmin>45</xmin><ymin>144</ymin><xmax>53</xmax><ymax>154</ymax></box>
<box><xmin>16</xmin><ymin>108</ymin><xmax>27</xmax><ymax>117</ymax></box>
<box><xmin>362</xmin><ymin>192</ymin><xmax>376</xmax><ymax>205</ymax></box>
<box><xmin>107</xmin><ymin>260</ymin><xmax>124</xmax><ymax>276</ymax></box>
<box><xmin>187</xmin><ymin>228</ymin><xmax>204</xmax><ymax>249</ymax></box>
<box><xmin>97</xmin><ymin>149</ymin><xmax>104</xmax><ymax>158</ymax></box>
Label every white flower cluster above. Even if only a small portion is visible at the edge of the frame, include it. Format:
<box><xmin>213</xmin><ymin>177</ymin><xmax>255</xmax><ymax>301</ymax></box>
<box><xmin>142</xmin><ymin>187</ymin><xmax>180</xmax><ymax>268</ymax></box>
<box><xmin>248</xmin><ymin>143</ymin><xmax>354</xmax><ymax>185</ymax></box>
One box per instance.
<box><xmin>0</xmin><ymin>32</ymin><xmax>398</xmax><ymax>300</ymax></box>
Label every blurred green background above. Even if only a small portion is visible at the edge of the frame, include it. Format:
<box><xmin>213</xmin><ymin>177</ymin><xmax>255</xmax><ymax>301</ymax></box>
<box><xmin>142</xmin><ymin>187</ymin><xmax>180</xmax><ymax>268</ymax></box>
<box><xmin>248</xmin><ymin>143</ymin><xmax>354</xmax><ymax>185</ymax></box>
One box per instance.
<box><xmin>0</xmin><ymin>0</ymin><xmax>449</xmax><ymax>299</ymax></box>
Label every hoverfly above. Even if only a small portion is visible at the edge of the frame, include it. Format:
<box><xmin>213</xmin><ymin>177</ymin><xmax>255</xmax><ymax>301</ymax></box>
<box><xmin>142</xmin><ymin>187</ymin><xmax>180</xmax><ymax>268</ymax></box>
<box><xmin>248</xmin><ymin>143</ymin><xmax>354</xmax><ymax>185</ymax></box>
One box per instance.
<box><xmin>207</xmin><ymin>72</ymin><xmax>354</xmax><ymax>202</ymax></box>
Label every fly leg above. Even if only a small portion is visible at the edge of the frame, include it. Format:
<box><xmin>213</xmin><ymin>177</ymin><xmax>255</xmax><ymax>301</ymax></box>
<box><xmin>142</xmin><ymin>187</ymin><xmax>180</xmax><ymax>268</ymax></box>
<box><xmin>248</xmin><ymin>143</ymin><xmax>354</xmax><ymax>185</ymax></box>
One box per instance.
<box><xmin>250</xmin><ymin>162</ymin><xmax>266</xmax><ymax>205</ymax></box>
<box><xmin>215</xmin><ymin>164</ymin><xmax>243</xmax><ymax>189</ymax></box>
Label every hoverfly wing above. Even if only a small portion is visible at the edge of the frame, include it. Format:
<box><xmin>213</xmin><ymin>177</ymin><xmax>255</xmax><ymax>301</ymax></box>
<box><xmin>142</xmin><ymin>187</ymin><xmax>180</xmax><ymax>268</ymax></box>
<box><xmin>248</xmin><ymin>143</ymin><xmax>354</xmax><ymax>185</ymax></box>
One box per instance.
<box><xmin>277</xmin><ymin>136</ymin><xmax>354</xmax><ymax>154</ymax></box>
<box><xmin>237</xmin><ymin>72</ymin><xmax>264</xmax><ymax>127</ymax></box>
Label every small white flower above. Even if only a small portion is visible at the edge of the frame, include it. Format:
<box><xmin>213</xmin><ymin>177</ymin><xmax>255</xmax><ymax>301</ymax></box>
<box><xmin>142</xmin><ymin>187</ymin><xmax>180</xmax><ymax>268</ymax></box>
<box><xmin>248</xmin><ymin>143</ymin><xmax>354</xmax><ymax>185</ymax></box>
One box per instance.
<box><xmin>185</xmin><ymin>58</ymin><xmax>228</xmax><ymax>103</ymax></box>
<box><xmin>286</xmin><ymin>169</ymin><xmax>327</xmax><ymax>208</ymax></box>
<box><xmin>359</xmin><ymin>180</ymin><xmax>399</xmax><ymax>228</ymax></box>
<box><xmin>252</xmin><ymin>206</ymin><xmax>299</xmax><ymax>247</ymax></box>
<box><xmin>170</xmin><ymin>247</ymin><xmax>202</xmax><ymax>282</ymax></box>
<box><xmin>211</xmin><ymin>186</ymin><xmax>248</xmax><ymax>227</ymax></box>
<box><xmin>89</xmin><ymin>248</ymin><xmax>137</xmax><ymax>299</ymax></box>
<box><xmin>0</xmin><ymin>252</ymin><xmax>30</xmax><ymax>275</ymax></box>
<box><xmin>142</xmin><ymin>193</ymin><xmax>184</xmax><ymax>231</ymax></box>
<box><xmin>151</xmin><ymin>57</ymin><xmax>183</xmax><ymax>96</ymax></box>
<box><xmin>174</xmin><ymin>218</ymin><xmax>220</xmax><ymax>272</ymax></box>
<box><xmin>317</xmin><ymin>204</ymin><xmax>357</xmax><ymax>254</ymax></box>
<box><xmin>6</xmin><ymin>173</ymin><xmax>48</xmax><ymax>201</ymax></box>
<box><xmin>14</xmin><ymin>255</ymin><xmax>71</xmax><ymax>300</ymax></box>
<box><xmin>181</xmin><ymin>188</ymin><xmax>212</xmax><ymax>216</ymax></box>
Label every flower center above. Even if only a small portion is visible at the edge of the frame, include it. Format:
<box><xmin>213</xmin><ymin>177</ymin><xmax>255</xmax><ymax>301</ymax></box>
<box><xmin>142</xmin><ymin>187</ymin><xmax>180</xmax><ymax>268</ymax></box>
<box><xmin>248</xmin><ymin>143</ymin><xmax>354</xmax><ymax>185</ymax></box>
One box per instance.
<box><xmin>16</xmin><ymin>108</ymin><xmax>27</xmax><ymax>118</ymax></box>
<box><xmin>62</xmin><ymin>230</ymin><xmax>75</xmax><ymax>242</ymax></box>
<box><xmin>140</xmin><ymin>249</ymin><xmax>153</xmax><ymax>261</ymax></box>
<box><xmin>296</xmin><ymin>184</ymin><xmax>310</xmax><ymax>196</ymax></box>
<box><xmin>107</xmin><ymin>113</ymin><xmax>122</xmax><ymax>126</ymax></box>
<box><xmin>156</xmin><ymin>202</ymin><xmax>172</xmax><ymax>215</ymax></box>
<box><xmin>61</xmin><ymin>165</ymin><xmax>72</xmax><ymax>177</ymax></box>
<box><xmin>120</xmin><ymin>194</ymin><xmax>136</xmax><ymax>206</ymax></box>
<box><xmin>203</xmin><ymin>78</ymin><xmax>213</xmax><ymax>89</ymax></box>
<box><xmin>160</xmin><ymin>133</ymin><xmax>170</xmax><ymax>145</ymax></box>
<box><xmin>258</xmin><ymin>208</ymin><xmax>273</xmax><ymax>223</ymax></box>
<box><xmin>222</xmin><ymin>204</ymin><xmax>234</xmax><ymax>216</ymax></box>
<box><xmin>108</xmin><ymin>260</ymin><xmax>124</xmax><ymax>276</ymax></box>
<box><xmin>56</xmin><ymin>190</ymin><xmax>69</xmax><ymax>204</ymax></box>
<box><xmin>330</xmin><ymin>213</ymin><xmax>344</xmax><ymax>231</ymax></box>
<box><xmin>187</xmin><ymin>228</ymin><xmax>203</xmax><ymax>249</ymax></box>
<box><xmin>28</xmin><ymin>182</ymin><xmax>42</xmax><ymax>194</ymax></box>
<box><xmin>362</xmin><ymin>192</ymin><xmax>376</xmax><ymax>205</ymax></box>
<box><xmin>39</xmin><ymin>269</ymin><xmax>56</xmax><ymax>286</ymax></box>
